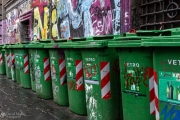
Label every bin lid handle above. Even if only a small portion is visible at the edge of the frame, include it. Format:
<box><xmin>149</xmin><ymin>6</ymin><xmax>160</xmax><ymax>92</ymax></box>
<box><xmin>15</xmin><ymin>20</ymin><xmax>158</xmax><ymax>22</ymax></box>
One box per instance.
<box><xmin>129</xmin><ymin>29</ymin><xmax>136</xmax><ymax>33</ymax></box>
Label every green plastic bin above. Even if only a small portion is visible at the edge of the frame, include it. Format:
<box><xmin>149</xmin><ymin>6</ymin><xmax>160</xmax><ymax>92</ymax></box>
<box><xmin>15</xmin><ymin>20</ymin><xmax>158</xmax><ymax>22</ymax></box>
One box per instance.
<box><xmin>58</xmin><ymin>39</ymin><xmax>87</xmax><ymax>115</ymax></box>
<box><xmin>14</xmin><ymin>48</ymin><xmax>21</xmax><ymax>84</ymax></box>
<box><xmin>26</xmin><ymin>42</ymin><xmax>53</xmax><ymax>99</ymax></box>
<box><xmin>7</xmin><ymin>45</ymin><xmax>16</xmax><ymax>82</ymax></box>
<box><xmin>142</xmin><ymin>36</ymin><xmax>180</xmax><ymax>120</ymax></box>
<box><xmin>13</xmin><ymin>43</ymin><xmax>31</xmax><ymax>88</ymax></box>
<box><xmin>29</xmin><ymin>49</ymin><xmax>36</xmax><ymax>91</ymax></box>
<box><xmin>108</xmin><ymin>31</ymin><xmax>157</xmax><ymax>120</ymax></box>
<box><xmin>73</xmin><ymin>36</ymin><xmax>121</xmax><ymax>120</ymax></box>
<box><xmin>44</xmin><ymin>40</ymin><xmax>69</xmax><ymax>105</ymax></box>
<box><xmin>0</xmin><ymin>45</ymin><xmax>6</xmax><ymax>75</ymax></box>
<box><xmin>4</xmin><ymin>45</ymin><xmax>12</xmax><ymax>79</ymax></box>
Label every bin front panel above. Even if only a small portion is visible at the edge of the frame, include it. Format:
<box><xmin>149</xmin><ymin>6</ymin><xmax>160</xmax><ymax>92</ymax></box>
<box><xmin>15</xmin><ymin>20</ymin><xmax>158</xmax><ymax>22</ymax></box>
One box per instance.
<box><xmin>34</xmin><ymin>49</ymin><xmax>53</xmax><ymax>99</ymax></box>
<box><xmin>49</xmin><ymin>49</ymin><xmax>68</xmax><ymax>105</ymax></box>
<box><xmin>15</xmin><ymin>50</ymin><xmax>21</xmax><ymax>84</ymax></box>
<box><xmin>10</xmin><ymin>49</ymin><xmax>16</xmax><ymax>81</ymax></box>
<box><xmin>29</xmin><ymin>49</ymin><xmax>36</xmax><ymax>91</ymax></box>
<box><xmin>5</xmin><ymin>49</ymin><xmax>12</xmax><ymax>78</ymax></box>
<box><xmin>119</xmin><ymin>47</ymin><xmax>155</xmax><ymax>120</ymax></box>
<box><xmin>65</xmin><ymin>49</ymin><xmax>87</xmax><ymax>115</ymax></box>
<box><xmin>154</xmin><ymin>48</ymin><xmax>180</xmax><ymax>120</ymax></box>
<box><xmin>0</xmin><ymin>51</ymin><xmax>6</xmax><ymax>74</ymax></box>
<box><xmin>19</xmin><ymin>49</ymin><xmax>31</xmax><ymax>88</ymax></box>
<box><xmin>82</xmin><ymin>48</ymin><xmax>121</xmax><ymax>120</ymax></box>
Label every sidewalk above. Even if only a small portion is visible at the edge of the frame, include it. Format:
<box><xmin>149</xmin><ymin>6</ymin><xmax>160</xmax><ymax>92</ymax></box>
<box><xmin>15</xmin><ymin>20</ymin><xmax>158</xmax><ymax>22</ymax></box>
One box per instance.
<box><xmin>0</xmin><ymin>75</ymin><xmax>87</xmax><ymax>120</ymax></box>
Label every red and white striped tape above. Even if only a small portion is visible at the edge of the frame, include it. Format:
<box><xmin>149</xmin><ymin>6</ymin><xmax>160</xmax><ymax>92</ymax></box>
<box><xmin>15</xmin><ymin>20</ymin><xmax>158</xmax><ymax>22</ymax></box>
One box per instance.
<box><xmin>11</xmin><ymin>54</ymin><xmax>15</xmax><ymax>65</ymax></box>
<box><xmin>6</xmin><ymin>54</ymin><xmax>10</xmax><ymax>67</ymax></box>
<box><xmin>154</xmin><ymin>71</ymin><xmax>159</xmax><ymax>120</ymax></box>
<box><xmin>0</xmin><ymin>53</ymin><xmax>3</xmax><ymax>64</ymax></box>
<box><xmin>76</xmin><ymin>60</ymin><xmax>83</xmax><ymax>90</ymax></box>
<box><xmin>149</xmin><ymin>68</ymin><xmax>155</xmax><ymax>115</ymax></box>
<box><xmin>44</xmin><ymin>58</ymin><xmax>51</xmax><ymax>81</ymax></box>
<box><xmin>59</xmin><ymin>59</ymin><xmax>66</xmax><ymax>85</ymax></box>
<box><xmin>100</xmin><ymin>62</ymin><xmax>111</xmax><ymax>99</ymax></box>
<box><xmin>24</xmin><ymin>55</ymin><xmax>29</xmax><ymax>74</ymax></box>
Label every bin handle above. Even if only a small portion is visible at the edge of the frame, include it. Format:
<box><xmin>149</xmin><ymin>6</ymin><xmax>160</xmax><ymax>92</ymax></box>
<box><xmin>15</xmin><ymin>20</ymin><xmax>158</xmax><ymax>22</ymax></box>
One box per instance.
<box><xmin>129</xmin><ymin>29</ymin><xmax>136</xmax><ymax>33</ymax></box>
<box><xmin>37</xmin><ymin>38</ymin><xmax>40</xmax><ymax>41</ymax></box>
<box><xmin>69</xmin><ymin>36</ymin><xmax>73</xmax><ymax>40</ymax></box>
<box><xmin>53</xmin><ymin>38</ymin><xmax>56</xmax><ymax>42</ymax></box>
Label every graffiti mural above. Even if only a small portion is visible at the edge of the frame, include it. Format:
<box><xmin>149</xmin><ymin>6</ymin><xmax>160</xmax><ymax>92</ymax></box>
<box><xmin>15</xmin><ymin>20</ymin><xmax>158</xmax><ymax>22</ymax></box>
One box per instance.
<box><xmin>6</xmin><ymin>9</ymin><xmax>20</xmax><ymax>44</ymax></box>
<box><xmin>32</xmin><ymin>0</ymin><xmax>50</xmax><ymax>40</ymax></box>
<box><xmin>18</xmin><ymin>0</ymin><xmax>32</xmax><ymax>16</ymax></box>
<box><xmin>4</xmin><ymin>0</ymin><xmax>32</xmax><ymax>44</ymax></box>
<box><xmin>53</xmin><ymin>0</ymin><xmax>120</xmax><ymax>38</ymax></box>
<box><xmin>3</xmin><ymin>0</ymin><xmax>121</xmax><ymax>44</ymax></box>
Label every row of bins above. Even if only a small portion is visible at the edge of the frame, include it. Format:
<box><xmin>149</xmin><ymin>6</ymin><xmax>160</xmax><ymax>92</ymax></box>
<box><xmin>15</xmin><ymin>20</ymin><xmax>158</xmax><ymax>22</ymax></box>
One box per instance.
<box><xmin>1</xmin><ymin>28</ymin><xmax>178</xmax><ymax>120</ymax></box>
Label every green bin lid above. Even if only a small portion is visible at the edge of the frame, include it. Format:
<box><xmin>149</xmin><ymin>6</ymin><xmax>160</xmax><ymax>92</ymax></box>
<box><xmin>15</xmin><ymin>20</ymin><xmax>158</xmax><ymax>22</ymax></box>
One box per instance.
<box><xmin>58</xmin><ymin>38</ymin><xmax>87</xmax><ymax>48</ymax></box>
<box><xmin>25</xmin><ymin>42</ymin><xmax>44</xmax><ymax>48</ymax></box>
<box><xmin>44</xmin><ymin>39</ymin><xmax>68</xmax><ymax>48</ymax></box>
<box><xmin>108</xmin><ymin>30</ymin><xmax>161</xmax><ymax>47</ymax></box>
<box><xmin>73</xmin><ymin>40</ymin><xmax>108</xmax><ymax>48</ymax></box>
<box><xmin>11</xmin><ymin>43</ymin><xmax>29</xmax><ymax>48</ymax></box>
<box><xmin>142</xmin><ymin>37</ymin><xmax>180</xmax><ymax>47</ymax></box>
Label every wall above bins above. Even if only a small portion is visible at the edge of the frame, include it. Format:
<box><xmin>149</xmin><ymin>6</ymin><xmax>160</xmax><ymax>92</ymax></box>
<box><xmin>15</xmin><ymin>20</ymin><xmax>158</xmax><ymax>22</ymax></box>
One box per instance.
<box><xmin>2</xmin><ymin>0</ymin><xmax>124</xmax><ymax>44</ymax></box>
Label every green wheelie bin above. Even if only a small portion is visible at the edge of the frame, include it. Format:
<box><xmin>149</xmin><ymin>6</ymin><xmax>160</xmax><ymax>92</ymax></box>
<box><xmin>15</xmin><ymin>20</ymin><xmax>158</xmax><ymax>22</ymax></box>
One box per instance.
<box><xmin>4</xmin><ymin>45</ymin><xmax>12</xmax><ymax>79</ymax></box>
<box><xmin>0</xmin><ymin>45</ymin><xmax>6</xmax><ymax>75</ymax></box>
<box><xmin>8</xmin><ymin>45</ymin><xmax>16</xmax><ymax>82</ymax></box>
<box><xmin>14</xmin><ymin>43</ymin><xmax>31</xmax><ymax>88</ymax></box>
<box><xmin>14</xmin><ymin>48</ymin><xmax>21</xmax><ymax>84</ymax></box>
<box><xmin>108</xmin><ymin>30</ymin><xmax>161</xmax><ymax>120</ymax></box>
<box><xmin>26</xmin><ymin>42</ymin><xmax>53</xmax><ymax>99</ymax></box>
<box><xmin>73</xmin><ymin>36</ymin><xmax>121</xmax><ymax>120</ymax></box>
<box><xmin>58</xmin><ymin>39</ymin><xmax>87</xmax><ymax>115</ymax></box>
<box><xmin>29</xmin><ymin>49</ymin><xmax>36</xmax><ymax>91</ymax></box>
<box><xmin>44</xmin><ymin>40</ymin><xmax>69</xmax><ymax>105</ymax></box>
<box><xmin>142</xmin><ymin>31</ymin><xmax>180</xmax><ymax>120</ymax></box>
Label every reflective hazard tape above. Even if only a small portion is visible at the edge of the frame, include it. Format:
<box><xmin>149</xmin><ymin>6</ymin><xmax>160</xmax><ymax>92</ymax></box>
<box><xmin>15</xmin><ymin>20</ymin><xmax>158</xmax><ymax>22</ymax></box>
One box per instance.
<box><xmin>0</xmin><ymin>53</ymin><xmax>3</xmax><ymax>64</ymax></box>
<box><xmin>149</xmin><ymin>68</ymin><xmax>155</xmax><ymax>115</ymax></box>
<box><xmin>76</xmin><ymin>60</ymin><xmax>83</xmax><ymax>90</ymax></box>
<box><xmin>24</xmin><ymin>55</ymin><xmax>29</xmax><ymax>74</ymax></box>
<box><xmin>7</xmin><ymin>54</ymin><xmax>10</xmax><ymax>68</ymax></box>
<box><xmin>100</xmin><ymin>62</ymin><xmax>111</xmax><ymax>99</ymax></box>
<box><xmin>154</xmin><ymin>71</ymin><xmax>159</xmax><ymax>120</ymax></box>
<box><xmin>12</xmin><ymin>54</ymin><xmax>15</xmax><ymax>64</ymax></box>
<box><xmin>59</xmin><ymin>59</ymin><xmax>67</xmax><ymax>85</ymax></box>
<box><xmin>44</xmin><ymin>58</ymin><xmax>51</xmax><ymax>81</ymax></box>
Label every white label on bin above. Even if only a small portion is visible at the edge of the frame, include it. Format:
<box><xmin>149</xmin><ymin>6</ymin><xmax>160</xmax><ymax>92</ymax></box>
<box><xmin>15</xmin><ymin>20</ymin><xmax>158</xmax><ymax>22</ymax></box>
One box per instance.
<box><xmin>85</xmin><ymin>58</ymin><xmax>95</xmax><ymax>62</ymax></box>
<box><xmin>85</xmin><ymin>80</ymin><xmax>99</xmax><ymax>85</ymax></box>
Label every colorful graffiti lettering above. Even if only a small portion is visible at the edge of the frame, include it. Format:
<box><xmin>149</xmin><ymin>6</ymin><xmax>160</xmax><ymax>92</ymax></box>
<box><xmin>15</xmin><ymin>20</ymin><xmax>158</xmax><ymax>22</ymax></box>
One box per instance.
<box><xmin>4</xmin><ymin>0</ymin><xmax>121</xmax><ymax>44</ymax></box>
<box><xmin>68</xmin><ymin>80</ymin><xmax>76</xmax><ymax>90</ymax></box>
<box><xmin>83</xmin><ymin>63</ymin><xmax>98</xmax><ymax>79</ymax></box>
<box><xmin>124</xmin><ymin>63</ymin><xmax>149</xmax><ymax>88</ymax></box>
<box><xmin>161</xmin><ymin>104</ymin><xmax>180</xmax><ymax>120</ymax></box>
<box><xmin>54</xmin><ymin>0</ymin><xmax>120</xmax><ymax>38</ymax></box>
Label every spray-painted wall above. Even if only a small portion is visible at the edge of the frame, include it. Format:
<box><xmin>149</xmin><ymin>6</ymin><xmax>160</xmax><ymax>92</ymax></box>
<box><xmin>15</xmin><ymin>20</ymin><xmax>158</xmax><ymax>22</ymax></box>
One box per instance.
<box><xmin>50</xmin><ymin>0</ymin><xmax>120</xmax><ymax>39</ymax></box>
<box><xmin>0</xmin><ymin>21</ymin><xmax>2</xmax><ymax>44</ymax></box>
<box><xmin>3</xmin><ymin>0</ymin><xmax>122</xmax><ymax>43</ymax></box>
<box><xmin>5</xmin><ymin>0</ymin><xmax>32</xmax><ymax>44</ymax></box>
<box><xmin>2</xmin><ymin>20</ymin><xmax>7</xmax><ymax>44</ymax></box>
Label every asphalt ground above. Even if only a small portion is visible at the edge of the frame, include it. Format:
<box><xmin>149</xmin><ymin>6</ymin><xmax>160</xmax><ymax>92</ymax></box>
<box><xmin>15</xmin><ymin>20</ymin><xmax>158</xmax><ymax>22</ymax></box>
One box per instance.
<box><xmin>0</xmin><ymin>75</ymin><xmax>87</xmax><ymax>120</ymax></box>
